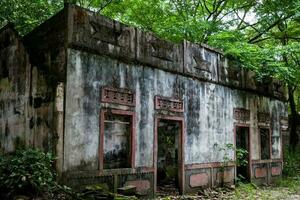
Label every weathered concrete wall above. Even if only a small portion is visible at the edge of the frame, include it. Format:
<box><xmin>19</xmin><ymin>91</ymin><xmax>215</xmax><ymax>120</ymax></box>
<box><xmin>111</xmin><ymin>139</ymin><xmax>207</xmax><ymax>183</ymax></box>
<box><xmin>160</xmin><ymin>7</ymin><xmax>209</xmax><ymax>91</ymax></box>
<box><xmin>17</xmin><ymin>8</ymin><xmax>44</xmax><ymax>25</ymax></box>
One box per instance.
<box><xmin>0</xmin><ymin>4</ymin><xmax>289</xmax><ymax>195</ymax></box>
<box><xmin>0</xmin><ymin>24</ymin><xmax>31</xmax><ymax>152</ymax></box>
<box><xmin>67</xmin><ymin>5</ymin><xmax>287</xmax><ymax>101</ymax></box>
<box><xmin>0</xmin><ymin>24</ymin><xmax>60</xmax><ymax>155</ymax></box>
<box><xmin>57</xmin><ymin>7</ymin><xmax>288</xmax><ymax>194</ymax></box>
<box><xmin>23</xmin><ymin>7</ymin><xmax>68</xmax><ymax>82</ymax></box>
<box><xmin>64</xmin><ymin>49</ymin><xmax>287</xmax><ymax>170</ymax></box>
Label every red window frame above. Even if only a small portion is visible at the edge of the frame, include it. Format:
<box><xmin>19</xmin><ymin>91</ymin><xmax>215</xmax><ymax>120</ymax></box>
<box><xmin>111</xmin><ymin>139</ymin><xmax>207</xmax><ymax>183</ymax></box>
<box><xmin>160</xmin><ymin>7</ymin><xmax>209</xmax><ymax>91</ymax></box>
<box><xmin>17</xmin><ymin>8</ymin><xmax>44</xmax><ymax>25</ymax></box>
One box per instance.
<box><xmin>99</xmin><ymin>109</ymin><xmax>136</xmax><ymax>173</ymax></box>
<box><xmin>258</xmin><ymin>126</ymin><xmax>272</xmax><ymax>160</ymax></box>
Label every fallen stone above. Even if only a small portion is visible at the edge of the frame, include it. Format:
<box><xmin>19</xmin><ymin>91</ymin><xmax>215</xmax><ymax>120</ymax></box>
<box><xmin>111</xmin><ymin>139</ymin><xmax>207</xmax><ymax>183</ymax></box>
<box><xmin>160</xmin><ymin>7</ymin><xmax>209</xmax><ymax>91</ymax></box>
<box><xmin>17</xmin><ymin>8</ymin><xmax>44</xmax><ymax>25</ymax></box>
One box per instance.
<box><xmin>117</xmin><ymin>185</ymin><xmax>137</xmax><ymax>196</ymax></box>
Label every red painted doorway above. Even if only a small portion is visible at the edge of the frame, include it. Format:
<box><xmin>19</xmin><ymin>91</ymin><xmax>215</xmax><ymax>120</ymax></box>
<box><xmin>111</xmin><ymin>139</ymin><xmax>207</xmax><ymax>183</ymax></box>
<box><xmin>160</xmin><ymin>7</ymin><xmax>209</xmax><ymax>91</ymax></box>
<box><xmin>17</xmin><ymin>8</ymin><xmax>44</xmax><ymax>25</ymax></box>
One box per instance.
<box><xmin>154</xmin><ymin>116</ymin><xmax>185</xmax><ymax>195</ymax></box>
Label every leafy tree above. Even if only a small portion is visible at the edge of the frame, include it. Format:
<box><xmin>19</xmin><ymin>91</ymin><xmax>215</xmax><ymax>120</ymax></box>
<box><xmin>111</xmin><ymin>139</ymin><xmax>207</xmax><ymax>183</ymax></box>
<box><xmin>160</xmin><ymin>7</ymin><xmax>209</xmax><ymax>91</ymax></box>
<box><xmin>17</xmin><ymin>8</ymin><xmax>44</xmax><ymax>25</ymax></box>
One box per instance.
<box><xmin>0</xmin><ymin>0</ymin><xmax>63</xmax><ymax>35</ymax></box>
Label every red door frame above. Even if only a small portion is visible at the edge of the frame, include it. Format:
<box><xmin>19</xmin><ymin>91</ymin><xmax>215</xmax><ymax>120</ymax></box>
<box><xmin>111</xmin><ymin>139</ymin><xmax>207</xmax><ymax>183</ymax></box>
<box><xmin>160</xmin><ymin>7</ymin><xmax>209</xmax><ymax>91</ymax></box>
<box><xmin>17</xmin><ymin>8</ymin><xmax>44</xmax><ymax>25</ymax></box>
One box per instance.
<box><xmin>154</xmin><ymin>115</ymin><xmax>185</xmax><ymax>194</ymax></box>
<box><xmin>234</xmin><ymin>123</ymin><xmax>252</xmax><ymax>181</ymax></box>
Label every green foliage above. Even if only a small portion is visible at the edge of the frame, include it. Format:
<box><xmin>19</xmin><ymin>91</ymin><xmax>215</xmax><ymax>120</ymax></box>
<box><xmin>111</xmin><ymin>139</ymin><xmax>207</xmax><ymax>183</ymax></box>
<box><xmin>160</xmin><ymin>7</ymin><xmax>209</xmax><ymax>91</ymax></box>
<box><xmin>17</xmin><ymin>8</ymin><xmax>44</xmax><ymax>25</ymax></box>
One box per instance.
<box><xmin>0</xmin><ymin>149</ymin><xmax>76</xmax><ymax>199</ymax></box>
<box><xmin>0</xmin><ymin>149</ymin><xmax>56</xmax><ymax>196</ymax></box>
<box><xmin>218</xmin><ymin>143</ymin><xmax>248</xmax><ymax>184</ymax></box>
<box><xmin>234</xmin><ymin>183</ymin><xmax>257</xmax><ymax>199</ymax></box>
<box><xmin>0</xmin><ymin>0</ymin><xmax>63</xmax><ymax>35</ymax></box>
<box><xmin>218</xmin><ymin>143</ymin><xmax>234</xmax><ymax>166</ymax></box>
<box><xmin>231</xmin><ymin>177</ymin><xmax>300</xmax><ymax>200</ymax></box>
<box><xmin>282</xmin><ymin>150</ymin><xmax>300</xmax><ymax>177</ymax></box>
<box><xmin>236</xmin><ymin>147</ymin><xmax>248</xmax><ymax>167</ymax></box>
<box><xmin>218</xmin><ymin>143</ymin><xmax>248</xmax><ymax>167</ymax></box>
<box><xmin>275</xmin><ymin>176</ymin><xmax>300</xmax><ymax>193</ymax></box>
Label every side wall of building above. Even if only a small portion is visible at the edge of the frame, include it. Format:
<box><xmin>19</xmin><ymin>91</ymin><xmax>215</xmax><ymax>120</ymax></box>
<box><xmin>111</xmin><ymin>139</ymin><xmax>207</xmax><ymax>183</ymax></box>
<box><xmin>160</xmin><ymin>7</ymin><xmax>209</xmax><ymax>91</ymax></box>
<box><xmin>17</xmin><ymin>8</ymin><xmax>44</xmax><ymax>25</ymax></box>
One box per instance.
<box><xmin>0</xmin><ymin>25</ymin><xmax>58</xmax><ymax>153</ymax></box>
<box><xmin>0</xmin><ymin>25</ymin><xmax>65</xmax><ymax>175</ymax></box>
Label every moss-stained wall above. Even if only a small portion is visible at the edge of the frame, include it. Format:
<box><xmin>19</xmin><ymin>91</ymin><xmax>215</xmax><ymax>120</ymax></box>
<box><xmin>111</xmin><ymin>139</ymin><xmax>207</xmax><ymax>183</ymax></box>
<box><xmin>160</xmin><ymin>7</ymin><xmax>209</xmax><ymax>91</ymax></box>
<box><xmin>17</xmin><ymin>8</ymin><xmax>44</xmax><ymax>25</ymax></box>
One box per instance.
<box><xmin>63</xmin><ymin>49</ymin><xmax>287</xmax><ymax>171</ymax></box>
<box><xmin>0</xmin><ymin>5</ymin><xmax>288</xmax><ymax>194</ymax></box>
<box><xmin>0</xmin><ymin>24</ymin><xmax>59</xmax><ymax>155</ymax></box>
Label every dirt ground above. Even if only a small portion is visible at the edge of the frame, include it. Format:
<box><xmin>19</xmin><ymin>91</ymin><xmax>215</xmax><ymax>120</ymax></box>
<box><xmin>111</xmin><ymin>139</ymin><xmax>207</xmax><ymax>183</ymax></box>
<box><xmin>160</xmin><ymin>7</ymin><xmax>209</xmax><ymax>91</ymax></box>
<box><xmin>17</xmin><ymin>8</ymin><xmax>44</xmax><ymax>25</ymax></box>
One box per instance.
<box><xmin>156</xmin><ymin>177</ymin><xmax>300</xmax><ymax>200</ymax></box>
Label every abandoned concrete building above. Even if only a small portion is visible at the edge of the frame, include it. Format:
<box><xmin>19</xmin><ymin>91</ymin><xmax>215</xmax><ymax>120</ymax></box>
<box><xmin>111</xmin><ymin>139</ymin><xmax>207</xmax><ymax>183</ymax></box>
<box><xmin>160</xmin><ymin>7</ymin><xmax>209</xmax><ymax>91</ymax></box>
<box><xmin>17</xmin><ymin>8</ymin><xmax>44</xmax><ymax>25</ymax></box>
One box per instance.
<box><xmin>0</xmin><ymin>4</ymin><xmax>289</xmax><ymax>197</ymax></box>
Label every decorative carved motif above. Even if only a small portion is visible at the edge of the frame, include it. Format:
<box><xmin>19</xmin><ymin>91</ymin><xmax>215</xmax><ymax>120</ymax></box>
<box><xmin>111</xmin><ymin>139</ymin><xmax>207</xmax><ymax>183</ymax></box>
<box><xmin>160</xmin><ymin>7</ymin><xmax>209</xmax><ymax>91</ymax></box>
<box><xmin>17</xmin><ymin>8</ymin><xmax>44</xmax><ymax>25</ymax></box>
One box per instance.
<box><xmin>227</xmin><ymin>67</ymin><xmax>239</xmax><ymax>81</ymax></box>
<box><xmin>150</xmin><ymin>38</ymin><xmax>174</xmax><ymax>61</ymax></box>
<box><xmin>227</xmin><ymin>60</ymin><xmax>241</xmax><ymax>81</ymax></box>
<box><xmin>193</xmin><ymin>55</ymin><xmax>211</xmax><ymax>74</ymax></box>
<box><xmin>101</xmin><ymin>87</ymin><xmax>135</xmax><ymax>106</ymax></box>
<box><xmin>256</xmin><ymin>79</ymin><xmax>271</xmax><ymax>93</ymax></box>
<box><xmin>233</xmin><ymin>108</ymin><xmax>250</xmax><ymax>121</ymax></box>
<box><xmin>90</xmin><ymin>21</ymin><xmax>121</xmax><ymax>45</ymax></box>
<box><xmin>184</xmin><ymin>42</ymin><xmax>218</xmax><ymax>81</ymax></box>
<box><xmin>155</xmin><ymin>96</ymin><xmax>184</xmax><ymax>112</ymax></box>
<box><xmin>258</xmin><ymin>112</ymin><xmax>270</xmax><ymax>123</ymax></box>
<box><xmin>72</xmin><ymin>8</ymin><xmax>135</xmax><ymax>60</ymax></box>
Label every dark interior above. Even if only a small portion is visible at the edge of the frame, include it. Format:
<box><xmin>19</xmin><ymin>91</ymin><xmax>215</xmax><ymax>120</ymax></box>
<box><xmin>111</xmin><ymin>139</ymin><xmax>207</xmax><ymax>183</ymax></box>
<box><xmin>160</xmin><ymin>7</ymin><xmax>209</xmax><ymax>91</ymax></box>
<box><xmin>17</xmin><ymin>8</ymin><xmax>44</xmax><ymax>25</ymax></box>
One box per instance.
<box><xmin>236</xmin><ymin>126</ymin><xmax>250</xmax><ymax>181</ymax></box>
<box><xmin>260</xmin><ymin>128</ymin><xmax>270</xmax><ymax>160</ymax></box>
<box><xmin>157</xmin><ymin>119</ymin><xmax>180</xmax><ymax>193</ymax></box>
<box><xmin>103</xmin><ymin>113</ymin><xmax>131</xmax><ymax>169</ymax></box>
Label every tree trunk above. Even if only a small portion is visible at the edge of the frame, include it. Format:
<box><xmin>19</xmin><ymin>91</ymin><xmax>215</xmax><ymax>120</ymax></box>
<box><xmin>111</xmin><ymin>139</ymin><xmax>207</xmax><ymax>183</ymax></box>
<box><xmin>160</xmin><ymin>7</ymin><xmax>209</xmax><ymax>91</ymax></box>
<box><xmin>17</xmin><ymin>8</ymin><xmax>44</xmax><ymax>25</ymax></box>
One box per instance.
<box><xmin>288</xmin><ymin>85</ymin><xmax>298</xmax><ymax>152</ymax></box>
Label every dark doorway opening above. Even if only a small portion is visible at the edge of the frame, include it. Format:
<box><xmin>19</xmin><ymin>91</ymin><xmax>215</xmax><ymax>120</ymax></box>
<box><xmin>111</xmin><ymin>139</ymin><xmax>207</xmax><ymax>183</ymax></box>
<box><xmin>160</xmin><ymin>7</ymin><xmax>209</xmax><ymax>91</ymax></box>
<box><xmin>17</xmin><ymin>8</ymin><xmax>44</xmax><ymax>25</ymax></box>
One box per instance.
<box><xmin>235</xmin><ymin>126</ymin><xmax>250</xmax><ymax>182</ymax></box>
<box><xmin>157</xmin><ymin>119</ymin><xmax>181</xmax><ymax>195</ymax></box>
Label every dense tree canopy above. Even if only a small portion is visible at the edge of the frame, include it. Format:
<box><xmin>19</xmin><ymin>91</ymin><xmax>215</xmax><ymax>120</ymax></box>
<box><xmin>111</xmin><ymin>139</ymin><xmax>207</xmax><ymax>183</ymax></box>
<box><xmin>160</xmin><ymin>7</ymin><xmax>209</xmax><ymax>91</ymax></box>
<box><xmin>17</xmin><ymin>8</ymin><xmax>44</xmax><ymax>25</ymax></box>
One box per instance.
<box><xmin>0</xmin><ymin>0</ymin><xmax>300</xmax><ymax>149</ymax></box>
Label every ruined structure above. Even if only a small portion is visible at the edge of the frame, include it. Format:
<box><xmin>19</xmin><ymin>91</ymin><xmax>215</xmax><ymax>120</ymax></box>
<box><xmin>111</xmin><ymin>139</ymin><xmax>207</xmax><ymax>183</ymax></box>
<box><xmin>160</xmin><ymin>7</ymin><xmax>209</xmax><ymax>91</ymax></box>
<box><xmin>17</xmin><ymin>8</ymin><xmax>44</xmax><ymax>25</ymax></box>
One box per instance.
<box><xmin>0</xmin><ymin>4</ymin><xmax>288</xmax><ymax>197</ymax></box>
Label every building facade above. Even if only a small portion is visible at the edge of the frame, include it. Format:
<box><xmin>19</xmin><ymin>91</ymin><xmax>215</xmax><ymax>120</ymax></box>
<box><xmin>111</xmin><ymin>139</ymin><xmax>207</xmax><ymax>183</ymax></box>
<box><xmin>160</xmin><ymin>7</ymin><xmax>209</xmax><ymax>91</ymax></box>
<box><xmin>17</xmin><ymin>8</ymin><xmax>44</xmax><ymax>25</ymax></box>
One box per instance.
<box><xmin>0</xmin><ymin>4</ymin><xmax>288</xmax><ymax>197</ymax></box>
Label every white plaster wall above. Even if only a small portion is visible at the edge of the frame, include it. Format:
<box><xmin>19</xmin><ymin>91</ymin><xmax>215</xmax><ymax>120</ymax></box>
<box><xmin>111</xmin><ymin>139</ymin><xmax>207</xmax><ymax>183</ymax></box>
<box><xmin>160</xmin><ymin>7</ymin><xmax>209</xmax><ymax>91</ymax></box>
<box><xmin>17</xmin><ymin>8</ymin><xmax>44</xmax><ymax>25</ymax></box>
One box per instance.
<box><xmin>63</xmin><ymin>49</ymin><xmax>287</xmax><ymax>171</ymax></box>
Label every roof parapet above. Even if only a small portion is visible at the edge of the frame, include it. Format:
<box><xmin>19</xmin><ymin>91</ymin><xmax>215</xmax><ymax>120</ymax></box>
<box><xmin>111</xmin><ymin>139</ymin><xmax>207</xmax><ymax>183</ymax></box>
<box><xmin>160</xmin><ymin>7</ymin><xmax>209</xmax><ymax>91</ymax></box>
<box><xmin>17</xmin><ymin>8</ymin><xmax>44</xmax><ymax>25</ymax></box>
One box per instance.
<box><xmin>21</xmin><ymin>4</ymin><xmax>288</xmax><ymax>101</ymax></box>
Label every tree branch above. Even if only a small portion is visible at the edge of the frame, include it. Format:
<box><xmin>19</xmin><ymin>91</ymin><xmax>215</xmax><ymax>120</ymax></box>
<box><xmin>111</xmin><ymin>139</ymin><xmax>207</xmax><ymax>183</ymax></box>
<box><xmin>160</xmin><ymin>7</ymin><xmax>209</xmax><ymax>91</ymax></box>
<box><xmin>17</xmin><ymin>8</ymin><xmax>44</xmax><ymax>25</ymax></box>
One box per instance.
<box><xmin>248</xmin><ymin>14</ymin><xmax>293</xmax><ymax>43</ymax></box>
<box><xmin>97</xmin><ymin>0</ymin><xmax>114</xmax><ymax>14</ymax></box>
<box><xmin>203</xmin><ymin>0</ymin><xmax>212</xmax><ymax>16</ymax></box>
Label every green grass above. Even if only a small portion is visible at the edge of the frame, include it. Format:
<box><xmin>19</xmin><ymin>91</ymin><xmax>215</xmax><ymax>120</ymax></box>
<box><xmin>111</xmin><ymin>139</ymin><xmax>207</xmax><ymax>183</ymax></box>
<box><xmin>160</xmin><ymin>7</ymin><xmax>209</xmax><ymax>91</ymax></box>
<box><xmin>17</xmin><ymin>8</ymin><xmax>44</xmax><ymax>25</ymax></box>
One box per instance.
<box><xmin>275</xmin><ymin>176</ymin><xmax>300</xmax><ymax>193</ymax></box>
<box><xmin>230</xmin><ymin>177</ymin><xmax>300</xmax><ymax>200</ymax></box>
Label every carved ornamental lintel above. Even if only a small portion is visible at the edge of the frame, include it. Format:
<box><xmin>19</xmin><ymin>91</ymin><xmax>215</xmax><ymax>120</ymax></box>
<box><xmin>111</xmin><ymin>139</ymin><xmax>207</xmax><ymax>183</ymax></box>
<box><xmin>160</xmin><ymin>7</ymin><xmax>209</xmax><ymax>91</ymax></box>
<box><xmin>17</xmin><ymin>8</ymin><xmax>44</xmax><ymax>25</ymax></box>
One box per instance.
<box><xmin>150</xmin><ymin>38</ymin><xmax>174</xmax><ymax>62</ymax></box>
<box><xmin>155</xmin><ymin>96</ymin><xmax>184</xmax><ymax>112</ymax></box>
<box><xmin>233</xmin><ymin>108</ymin><xmax>250</xmax><ymax>121</ymax></box>
<box><xmin>101</xmin><ymin>87</ymin><xmax>135</xmax><ymax>106</ymax></box>
<box><xmin>258</xmin><ymin>112</ymin><xmax>271</xmax><ymax>123</ymax></box>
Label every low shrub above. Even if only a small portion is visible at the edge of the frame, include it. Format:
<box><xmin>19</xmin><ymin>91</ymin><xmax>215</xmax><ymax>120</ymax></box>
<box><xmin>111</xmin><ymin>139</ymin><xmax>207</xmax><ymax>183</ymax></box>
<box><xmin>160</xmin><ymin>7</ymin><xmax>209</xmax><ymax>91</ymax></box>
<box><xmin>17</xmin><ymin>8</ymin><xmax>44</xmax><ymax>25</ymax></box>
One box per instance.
<box><xmin>0</xmin><ymin>148</ymin><xmax>136</xmax><ymax>200</ymax></box>
<box><xmin>282</xmin><ymin>150</ymin><xmax>300</xmax><ymax>177</ymax></box>
<box><xmin>0</xmin><ymin>148</ymin><xmax>72</xmax><ymax>199</ymax></box>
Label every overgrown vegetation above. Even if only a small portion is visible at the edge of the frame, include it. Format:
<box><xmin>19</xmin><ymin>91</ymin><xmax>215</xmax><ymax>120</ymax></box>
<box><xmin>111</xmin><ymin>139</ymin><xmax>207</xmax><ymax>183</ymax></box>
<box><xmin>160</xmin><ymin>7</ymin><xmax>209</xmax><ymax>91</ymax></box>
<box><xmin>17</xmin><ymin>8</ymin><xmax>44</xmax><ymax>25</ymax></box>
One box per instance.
<box><xmin>0</xmin><ymin>148</ymin><xmax>140</xmax><ymax>199</ymax></box>
<box><xmin>0</xmin><ymin>149</ymin><xmax>72</xmax><ymax>199</ymax></box>
<box><xmin>218</xmin><ymin>143</ymin><xmax>248</xmax><ymax>184</ymax></box>
<box><xmin>283</xmin><ymin>149</ymin><xmax>300</xmax><ymax>177</ymax></box>
<box><xmin>219</xmin><ymin>143</ymin><xmax>248</xmax><ymax>168</ymax></box>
